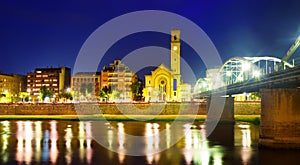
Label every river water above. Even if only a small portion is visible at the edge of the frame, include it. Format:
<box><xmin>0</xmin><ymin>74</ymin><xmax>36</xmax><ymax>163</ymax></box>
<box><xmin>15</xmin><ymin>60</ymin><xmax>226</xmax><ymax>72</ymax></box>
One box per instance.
<box><xmin>0</xmin><ymin>120</ymin><xmax>300</xmax><ymax>165</ymax></box>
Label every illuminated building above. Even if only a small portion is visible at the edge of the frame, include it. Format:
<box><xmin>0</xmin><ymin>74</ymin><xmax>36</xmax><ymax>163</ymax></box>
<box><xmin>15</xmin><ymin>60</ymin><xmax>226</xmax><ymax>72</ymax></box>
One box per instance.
<box><xmin>0</xmin><ymin>73</ymin><xmax>26</xmax><ymax>102</ymax></box>
<box><xmin>71</xmin><ymin>72</ymin><xmax>101</xmax><ymax>100</ymax></box>
<box><xmin>100</xmin><ymin>60</ymin><xmax>135</xmax><ymax>101</ymax></box>
<box><xmin>144</xmin><ymin>29</ymin><xmax>191</xmax><ymax>102</ymax></box>
<box><xmin>27</xmin><ymin>67</ymin><xmax>71</xmax><ymax>100</ymax></box>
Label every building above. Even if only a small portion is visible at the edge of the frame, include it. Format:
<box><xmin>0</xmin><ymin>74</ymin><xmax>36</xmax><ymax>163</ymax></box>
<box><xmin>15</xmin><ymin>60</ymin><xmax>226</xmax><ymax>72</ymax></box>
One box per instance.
<box><xmin>100</xmin><ymin>60</ymin><xmax>135</xmax><ymax>101</ymax></box>
<box><xmin>0</xmin><ymin>73</ymin><xmax>26</xmax><ymax>102</ymax></box>
<box><xmin>180</xmin><ymin>83</ymin><xmax>192</xmax><ymax>102</ymax></box>
<box><xmin>71</xmin><ymin>72</ymin><xmax>101</xmax><ymax>101</ymax></box>
<box><xmin>144</xmin><ymin>29</ymin><xmax>189</xmax><ymax>102</ymax></box>
<box><xmin>27</xmin><ymin>67</ymin><xmax>71</xmax><ymax>101</ymax></box>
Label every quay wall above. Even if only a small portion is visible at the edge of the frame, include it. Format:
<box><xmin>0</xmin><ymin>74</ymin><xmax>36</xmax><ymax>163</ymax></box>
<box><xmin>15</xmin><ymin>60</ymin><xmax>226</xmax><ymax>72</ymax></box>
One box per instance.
<box><xmin>0</xmin><ymin>102</ymin><xmax>260</xmax><ymax>115</ymax></box>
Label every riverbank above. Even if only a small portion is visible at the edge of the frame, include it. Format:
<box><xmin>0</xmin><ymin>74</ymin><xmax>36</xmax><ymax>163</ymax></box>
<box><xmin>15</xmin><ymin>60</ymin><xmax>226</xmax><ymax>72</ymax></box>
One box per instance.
<box><xmin>0</xmin><ymin>101</ymin><xmax>260</xmax><ymax>115</ymax></box>
<box><xmin>0</xmin><ymin>114</ymin><xmax>261</xmax><ymax>124</ymax></box>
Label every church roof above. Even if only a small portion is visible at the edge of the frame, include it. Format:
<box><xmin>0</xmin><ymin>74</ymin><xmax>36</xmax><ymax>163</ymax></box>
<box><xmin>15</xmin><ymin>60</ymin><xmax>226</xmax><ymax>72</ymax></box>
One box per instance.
<box><xmin>156</xmin><ymin>63</ymin><xmax>171</xmax><ymax>72</ymax></box>
<box><xmin>144</xmin><ymin>63</ymin><xmax>173</xmax><ymax>77</ymax></box>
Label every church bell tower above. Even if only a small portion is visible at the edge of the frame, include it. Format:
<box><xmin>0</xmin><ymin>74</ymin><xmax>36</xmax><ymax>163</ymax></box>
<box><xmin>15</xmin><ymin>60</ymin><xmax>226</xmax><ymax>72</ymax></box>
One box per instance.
<box><xmin>171</xmin><ymin>29</ymin><xmax>181</xmax><ymax>75</ymax></box>
<box><xmin>170</xmin><ymin>29</ymin><xmax>181</xmax><ymax>101</ymax></box>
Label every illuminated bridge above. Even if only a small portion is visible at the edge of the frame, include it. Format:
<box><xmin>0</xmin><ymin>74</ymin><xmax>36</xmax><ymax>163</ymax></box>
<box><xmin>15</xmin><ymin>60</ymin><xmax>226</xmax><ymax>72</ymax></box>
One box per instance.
<box><xmin>194</xmin><ymin>35</ymin><xmax>300</xmax><ymax>96</ymax></box>
<box><xmin>195</xmin><ymin>65</ymin><xmax>300</xmax><ymax>96</ymax></box>
<box><xmin>194</xmin><ymin>36</ymin><xmax>300</xmax><ymax>149</ymax></box>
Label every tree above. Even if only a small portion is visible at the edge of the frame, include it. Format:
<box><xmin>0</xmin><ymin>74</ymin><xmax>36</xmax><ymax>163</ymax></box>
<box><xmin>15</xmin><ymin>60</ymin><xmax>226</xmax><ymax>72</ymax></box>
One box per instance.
<box><xmin>58</xmin><ymin>92</ymin><xmax>73</xmax><ymax>102</ymax></box>
<box><xmin>111</xmin><ymin>90</ymin><xmax>121</xmax><ymax>101</ymax></box>
<box><xmin>98</xmin><ymin>86</ymin><xmax>111</xmax><ymax>101</ymax></box>
<box><xmin>102</xmin><ymin>86</ymin><xmax>111</xmax><ymax>95</ymax></box>
<box><xmin>130</xmin><ymin>79</ymin><xmax>143</xmax><ymax>101</ymax></box>
<box><xmin>98</xmin><ymin>90</ymin><xmax>107</xmax><ymax>99</ymax></box>
<box><xmin>19</xmin><ymin>92</ymin><xmax>29</xmax><ymax>102</ymax></box>
<box><xmin>0</xmin><ymin>93</ymin><xmax>6</xmax><ymax>103</ymax></box>
<box><xmin>40</xmin><ymin>86</ymin><xmax>54</xmax><ymax>101</ymax></box>
<box><xmin>80</xmin><ymin>83</ymin><xmax>87</xmax><ymax>96</ymax></box>
<box><xmin>249</xmin><ymin>92</ymin><xmax>261</xmax><ymax>100</ymax></box>
<box><xmin>86</xmin><ymin>83</ymin><xmax>93</xmax><ymax>94</ymax></box>
<box><xmin>80</xmin><ymin>83</ymin><xmax>94</xmax><ymax>96</ymax></box>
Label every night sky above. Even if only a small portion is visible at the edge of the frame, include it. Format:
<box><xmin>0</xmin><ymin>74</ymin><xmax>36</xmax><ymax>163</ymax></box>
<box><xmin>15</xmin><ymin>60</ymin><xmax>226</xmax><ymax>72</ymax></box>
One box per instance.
<box><xmin>1</xmin><ymin>0</ymin><xmax>300</xmax><ymax>80</ymax></box>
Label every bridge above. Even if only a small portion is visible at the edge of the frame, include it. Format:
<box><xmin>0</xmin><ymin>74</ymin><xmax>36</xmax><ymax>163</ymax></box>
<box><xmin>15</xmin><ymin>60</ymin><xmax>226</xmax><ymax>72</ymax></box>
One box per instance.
<box><xmin>195</xmin><ymin>65</ymin><xmax>300</xmax><ymax>97</ymax></box>
<box><xmin>194</xmin><ymin>35</ymin><xmax>300</xmax><ymax>149</ymax></box>
<box><xmin>194</xmin><ymin>35</ymin><xmax>300</xmax><ymax>97</ymax></box>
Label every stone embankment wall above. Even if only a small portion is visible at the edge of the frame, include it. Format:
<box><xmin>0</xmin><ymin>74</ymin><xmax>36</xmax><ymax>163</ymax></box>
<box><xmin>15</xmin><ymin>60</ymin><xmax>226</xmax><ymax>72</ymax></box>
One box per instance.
<box><xmin>0</xmin><ymin>102</ymin><xmax>260</xmax><ymax>115</ymax></box>
<box><xmin>234</xmin><ymin>101</ymin><xmax>261</xmax><ymax>115</ymax></box>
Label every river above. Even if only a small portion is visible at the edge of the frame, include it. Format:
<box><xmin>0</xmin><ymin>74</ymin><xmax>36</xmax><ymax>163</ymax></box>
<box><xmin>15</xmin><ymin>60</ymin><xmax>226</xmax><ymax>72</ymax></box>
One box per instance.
<box><xmin>0</xmin><ymin>120</ymin><xmax>300</xmax><ymax>165</ymax></box>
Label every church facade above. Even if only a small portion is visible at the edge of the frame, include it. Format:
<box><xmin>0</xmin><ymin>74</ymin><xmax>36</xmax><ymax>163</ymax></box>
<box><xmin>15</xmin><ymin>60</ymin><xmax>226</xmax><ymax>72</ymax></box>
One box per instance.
<box><xmin>144</xmin><ymin>29</ymin><xmax>185</xmax><ymax>102</ymax></box>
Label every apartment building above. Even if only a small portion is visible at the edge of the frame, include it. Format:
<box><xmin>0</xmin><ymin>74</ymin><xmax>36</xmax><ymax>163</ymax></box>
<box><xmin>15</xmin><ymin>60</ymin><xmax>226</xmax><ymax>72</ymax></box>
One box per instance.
<box><xmin>71</xmin><ymin>72</ymin><xmax>101</xmax><ymax>100</ymax></box>
<box><xmin>100</xmin><ymin>60</ymin><xmax>134</xmax><ymax>101</ymax></box>
<box><xmin>27</xmin><ymin>67</ymin><xmax>71</xmax><ymax>100</ymax></box>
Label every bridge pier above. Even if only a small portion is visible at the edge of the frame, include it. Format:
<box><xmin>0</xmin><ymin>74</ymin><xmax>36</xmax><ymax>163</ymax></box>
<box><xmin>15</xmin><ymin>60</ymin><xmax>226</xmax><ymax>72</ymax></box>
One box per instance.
<box><xmin>259</xmin><ymin>88</ymin><xmax>300</xmax><ymax>149</ymax></box>
<box><xmin>206</xmin><ymin>95</ymin><xmax>235</xmax><ymax>123</ymax></box>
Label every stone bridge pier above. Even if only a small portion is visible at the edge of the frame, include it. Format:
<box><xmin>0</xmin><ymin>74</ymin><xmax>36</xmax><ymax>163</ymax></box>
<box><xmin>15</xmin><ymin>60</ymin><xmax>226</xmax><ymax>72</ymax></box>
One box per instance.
<box><xmin>259</xmin><ymin>88</ymin><xmax>300</xmax><ymax>149</ymax></box>
<box><xmin>206</xmin><ymin>95</ymin><xmax>235</xmax><ymax>123</ymax></box>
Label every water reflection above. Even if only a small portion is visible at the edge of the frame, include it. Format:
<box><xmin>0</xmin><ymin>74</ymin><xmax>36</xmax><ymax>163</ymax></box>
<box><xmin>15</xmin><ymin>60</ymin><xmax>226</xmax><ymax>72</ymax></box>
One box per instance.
<box><xmin>238</xmin><ymin>124</ymin><xmax>253</xmax><ymax>165</ymax></box>
<box><xmin>78</xmin><ymin>121</ymin><xmax>93</xmax><ymax>164</ymax></box>
<box><xmin>183</xmin><ymin>123</ymin><xmax>223</xmax><ymax>165</ymax></box>
<box><xmin>1</xmin><ymin>121</ymin><xmax>10</xmax><ymax>163</ymax></box>
<box><xmin>16</xmin><ymin>121</ymin><xmax>34</xmax><ymax>164</ymax></box>
<box><xmin>35</xmin><ymin>121</ymin><xmax>42</xmax><ymax>162</ymax></box>
<box><xmin>117</xmin><ymin>122</ymin><xmax>126</xmax><ymax>164</ymax></box>
<box><xmin>50</xmin><ymin>121</ymin><xmax>58</xmax><ymax>164</ymax></box>
<box><xmin>144</xmin><ymin>123</ymin><xmax>161</xmax><ymax>164</ymax></box>
<box><xmin>85</xmin><ymin>122</ymin><xmax>93</xmax><ymax>164</ymax></box>
<box><xmin>0</xmin><ymin>120</ymin><xmax>278</xmax><ymax>164</ymax></box>
<box><xmin>8</xmin><ymin>121</ymin><xmax>94</xmax><ymax>165</ymax></box>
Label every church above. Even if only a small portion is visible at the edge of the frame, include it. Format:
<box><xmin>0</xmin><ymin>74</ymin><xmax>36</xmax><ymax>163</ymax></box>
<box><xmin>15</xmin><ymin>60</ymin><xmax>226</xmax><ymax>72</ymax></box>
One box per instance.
<box><xmin>144</xmin><ymin>29</ymin><xmax>191</xmax><ymax>102</ymax></box>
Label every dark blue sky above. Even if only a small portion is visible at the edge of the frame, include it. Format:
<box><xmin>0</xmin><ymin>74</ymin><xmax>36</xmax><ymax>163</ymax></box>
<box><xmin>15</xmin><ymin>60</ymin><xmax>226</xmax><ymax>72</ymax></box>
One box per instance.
<box><xmin>1</xmin><ymin>0</ymin><xmax>300</xmax><ymax>79</ymax></box>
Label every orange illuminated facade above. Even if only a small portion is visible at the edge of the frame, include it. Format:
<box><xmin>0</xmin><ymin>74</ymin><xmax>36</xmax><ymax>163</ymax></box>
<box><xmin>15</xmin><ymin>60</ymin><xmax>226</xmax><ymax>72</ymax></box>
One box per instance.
<box><xmin>100</xmin><ymin>60</ymin><xmax>135</xmax><ymax>101</ymax></box>
<box><xmin>27</xmin><ymin>67</ymin><xmax>71</xmax><ymax>100</ymax></box>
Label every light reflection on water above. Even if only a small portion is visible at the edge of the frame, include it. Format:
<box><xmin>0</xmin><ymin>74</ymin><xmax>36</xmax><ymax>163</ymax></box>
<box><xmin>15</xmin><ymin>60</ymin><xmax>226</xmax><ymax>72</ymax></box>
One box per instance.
<box><xmin>182</xmin><ymin>123</ymin><xmax>223</xmax><ymax>165</ymax></box>
<box><xmin>1</xmin><ymin>120</ymin><xmax>298</xmax><ymax>164</ymax></box>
